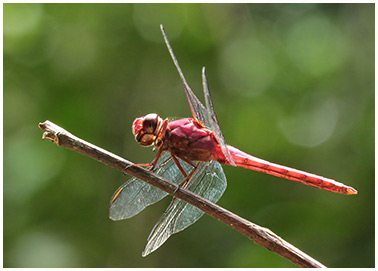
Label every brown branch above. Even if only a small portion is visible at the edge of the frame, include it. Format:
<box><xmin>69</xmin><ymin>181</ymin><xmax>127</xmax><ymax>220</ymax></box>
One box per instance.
<box><xmin>38</xmin><ymin>120</ymin><xmax>326</xmax><ymax>268</ymax></box>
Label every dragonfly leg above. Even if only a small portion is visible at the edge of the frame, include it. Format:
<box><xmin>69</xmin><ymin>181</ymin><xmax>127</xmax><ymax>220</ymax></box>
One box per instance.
<box><xmin>154</xmin><ymin>118</ymin><xmax>169</xmax><ymax>149</ymax></box>
<box><xmin>170</xmin><ymin>153</ymin><xmax>203</xmax><ymax>207</ymax></box>
<box><xmin>169</xmin><ymin>163</ymin><xmax>203</xmax><ymax>208</ymax></box>
<box><xmin>149</xmin><ymin>147</ymin><xmax>165</xmax><ymax>171</ymax></box>
<box><xmin>176</xmin><ymin>155</ymin><xmax>197</xmax><ymax>168</ymax></box>
<box><xmin>171</xmin><ymin>154</ymin><xmax>188</xmax><ymax>178</ymax></box>
<box><xmin>124</xmin><ymin>148</ymin><xmax>165</xmax><ymax>174</ymax></box>
<box><xmin>123</xmin><ymin>163</ymin><xmax>153</xmax><ymax>177</ymax></box>
<box><xmin>171</xmin><ymin>153</ymin><xmax>203</xmax><ymax>189</ymax></box>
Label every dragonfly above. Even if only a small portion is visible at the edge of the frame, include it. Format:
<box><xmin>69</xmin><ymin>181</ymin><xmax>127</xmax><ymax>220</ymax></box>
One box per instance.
<box><xmin>109</xmin><ymin>25</ymin><xmax>357</xmax><ymax>257</ymax></box>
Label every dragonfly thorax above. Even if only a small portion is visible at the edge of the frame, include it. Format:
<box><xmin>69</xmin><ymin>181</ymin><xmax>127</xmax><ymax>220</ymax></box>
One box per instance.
<box><xmin>132</xmin><ymin>113</ymin><xmax>163</xmax><ymax>147</ymax></box>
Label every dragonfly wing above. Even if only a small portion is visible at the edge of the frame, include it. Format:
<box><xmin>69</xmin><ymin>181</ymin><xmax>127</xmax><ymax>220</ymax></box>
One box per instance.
<box><xmin>142</xmin><ymin>161</ymin><xmax>227</xmax><ymax>256</ymax></box>
<box><xmin>160</xmin><ymin>25</ymin><xmax>210</xmax><ymax>127</ymax></box>
<box><xmin>110</xmin><ymin>177</ymin><xmax>171</xmax><ymax>221</ymax></box>
<box><xmin>109</xmin><ymin>152</ymin><xmax>194</xmax><ymax>221</ymax></box>
<box><xmin>160</xmin><ymin>25</ymin><xmax>234</xmax><ymax>165</ymax></box>
<box><xmin>202</xmin><ymin>67</ymin><xmax>236</xmax><ymax>166</ymax></box>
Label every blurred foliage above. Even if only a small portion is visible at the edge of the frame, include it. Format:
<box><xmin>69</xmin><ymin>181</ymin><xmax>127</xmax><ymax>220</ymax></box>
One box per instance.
<box><xmin>4</xmin><ymin>3</ymin><xmax>374</xmax><ymax>268</ymax></box>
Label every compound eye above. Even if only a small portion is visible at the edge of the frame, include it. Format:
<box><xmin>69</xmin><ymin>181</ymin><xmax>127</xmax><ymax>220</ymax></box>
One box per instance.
<box><xmin>143</xmin><ymin>113</ymin><xmax>159</xmax><ymax>134</ymax></box>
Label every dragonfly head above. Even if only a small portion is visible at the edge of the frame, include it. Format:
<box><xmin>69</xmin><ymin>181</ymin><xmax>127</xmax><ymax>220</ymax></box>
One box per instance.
<box><xmin>132</xmin><ymin>113</ymin><xmax>163</xmax><ymax>147</ymax></box>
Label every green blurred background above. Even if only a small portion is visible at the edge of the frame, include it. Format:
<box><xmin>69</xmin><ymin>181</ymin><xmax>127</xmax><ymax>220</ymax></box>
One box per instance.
<box><xmin>4</xmin><ymin>3</ymin><xmax>374</xmax><ymax>268</ymax></box>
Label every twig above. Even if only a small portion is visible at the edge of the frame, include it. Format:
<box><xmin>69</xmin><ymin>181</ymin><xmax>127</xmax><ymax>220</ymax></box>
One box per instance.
<box><xmin>38</xmin><ymin>120</ymin><xmax>326</xmax><ymax>268</ymax></box>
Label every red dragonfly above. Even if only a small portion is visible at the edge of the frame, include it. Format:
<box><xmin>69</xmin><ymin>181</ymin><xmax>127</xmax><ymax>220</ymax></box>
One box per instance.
<box><xmin>110</xmin><ymin>25</ymin><xmax>357</xmax><ymax>256</ymax></box>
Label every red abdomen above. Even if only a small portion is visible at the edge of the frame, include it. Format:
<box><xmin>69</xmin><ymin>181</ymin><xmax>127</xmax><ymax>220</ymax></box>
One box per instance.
<box><xmin>225</xmin><ymin>145</ymin><xmax>357</xmax><ymax>195</ymax></box>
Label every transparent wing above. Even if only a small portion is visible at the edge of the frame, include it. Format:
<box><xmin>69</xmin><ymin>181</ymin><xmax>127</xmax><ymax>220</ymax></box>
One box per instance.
<box><xmin>142</xmin><ymin>160</ymin><xmax>227</xmax><ymax>256</ymax></box>
<box><xmin>109</xmin><ymin>152</ymin><xmax>195</xmax><ymax>221</ymax></box>
<box><xmin>160</xmin><ymin>24</ymin><xmax>210</xmax><ymax>127</ymax></box>
<box><xmin>202</xmin><ymin>67</ymin><xmax>236</xmax><ymax>166</ymax></box>
<box><xmin>160</xmin><ymin>25</ymin><xmax>235</xmax><ymax>165</ymax></box>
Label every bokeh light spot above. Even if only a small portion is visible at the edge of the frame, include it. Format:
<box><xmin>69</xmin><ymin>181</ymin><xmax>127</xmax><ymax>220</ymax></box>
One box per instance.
<box><xmin>4</xmin><ymin>4</ymin><xmax>43</xmax><ymax>37</ymax></box>
<box><xmin>219</xmin><ymin>36</ymin><xmax>276</xmax><ymax>97</ymax></box>
<box><xmin>278</xmin><ymin>96</ymin><xmax>339</xmax><ymax>147</ymax></box>
<box><xmin>46</xmin><ymin>24</ymin><xmax>99</xmax><ymax>78</ymax></box>
<box><xmin>4</xmin><ymin>128</ymin><xmax>65</xmax><ymax>203</ymax></box>
<box><xmin>10</xmin><ymin>231</ymin><xmax>80</xmax><ymax>267</ymax></box>
<box><xmin>286</xmin><ymin>15</ymin><xmax>349</xmax><ymax>76</ymax></box>
<box><xmin>133</xmin><ymin>4</ymin><xmax>187</xmax><ymax>43</ymax></box>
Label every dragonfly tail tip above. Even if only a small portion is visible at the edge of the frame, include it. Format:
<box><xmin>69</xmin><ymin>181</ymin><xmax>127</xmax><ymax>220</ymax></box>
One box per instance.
<box><xmin>346</xmin><ymin>187</ymin><xmax>358</xmax><ymax>195</ymax></box>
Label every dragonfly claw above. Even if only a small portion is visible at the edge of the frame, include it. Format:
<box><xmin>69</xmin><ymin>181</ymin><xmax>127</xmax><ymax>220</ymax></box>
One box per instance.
<box><xmin>124</xmin><ymin>163</ymin><xmax>153</xmax><ymax>175</ymax></box>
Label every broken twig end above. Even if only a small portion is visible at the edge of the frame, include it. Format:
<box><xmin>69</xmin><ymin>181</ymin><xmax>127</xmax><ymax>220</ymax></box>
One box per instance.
<box><xmin>39</xmin><ymin>120</ymin><xmax>62</xmax><ymax>145</ymax></box>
